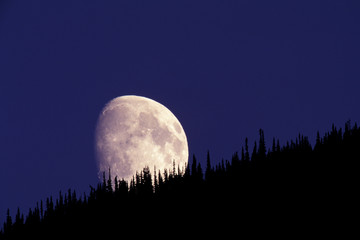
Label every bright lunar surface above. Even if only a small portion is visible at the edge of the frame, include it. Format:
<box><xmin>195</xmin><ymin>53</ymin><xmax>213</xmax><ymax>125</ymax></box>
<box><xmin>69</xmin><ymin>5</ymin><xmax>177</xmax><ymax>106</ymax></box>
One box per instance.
<box><xmin>95</xmin><ymin>95</ymin><xmax>189</xmax><ymax>182</ymax></box>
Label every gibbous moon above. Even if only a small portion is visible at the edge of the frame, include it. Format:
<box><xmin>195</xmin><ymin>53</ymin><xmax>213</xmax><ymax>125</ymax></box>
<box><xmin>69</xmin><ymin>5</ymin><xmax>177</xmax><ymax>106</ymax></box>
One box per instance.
<box><xmin>95</xmin><ymin>95</ymin><xmax>189</xmax><ymax>182</ymax></box>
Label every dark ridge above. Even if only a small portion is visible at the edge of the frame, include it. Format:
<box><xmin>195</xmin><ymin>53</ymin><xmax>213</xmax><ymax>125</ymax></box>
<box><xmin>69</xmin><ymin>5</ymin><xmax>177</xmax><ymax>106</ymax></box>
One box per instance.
<box><xmin>1</xmin><ymin>121</ymin><xmax>358</xmax><ymax>238</ymax></box>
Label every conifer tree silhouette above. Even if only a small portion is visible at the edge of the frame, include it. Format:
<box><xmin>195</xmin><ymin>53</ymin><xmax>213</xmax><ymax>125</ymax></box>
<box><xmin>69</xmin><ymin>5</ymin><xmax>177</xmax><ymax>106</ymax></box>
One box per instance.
<box><xmin>107</xmin><ymin>168</ymin><xmax>112</xmax><ymax>192</ymax></box>
<box><xmin>205</xmin><ymin>150</ymin><xmax>212</xmax><ymax>181</ymax></box>
<box><xmin>191</xmin><ymin>154</ymin><xmax>197</xmax><ymax>177</ymax></box>
<box><xmin>244</xmin><ymin>137</ymin><xmax>250</xmax><ymax>162</ymax></box>
<box><xmin>1</xmin><ymin>121</ymin><xmax>359</xmax><ymax>238</ymax></box>
<box><xmin>272</xmin><ymin>138</ymin><xmax>276</xmax><ymax>153</ymax></box>
<box><xmin>3</xmin><ymin>209</ymin><xmax>12</xmax><ymax>235</ymax></box>
<box><xmin>251</xmin><ymin>141</ymin><xmax>257</xmax><ymax>162</ymax></box>
<box><xmin>258</xmin><ymin>129</ymin><xmax>266</xmax><ymax>161</ymax></box>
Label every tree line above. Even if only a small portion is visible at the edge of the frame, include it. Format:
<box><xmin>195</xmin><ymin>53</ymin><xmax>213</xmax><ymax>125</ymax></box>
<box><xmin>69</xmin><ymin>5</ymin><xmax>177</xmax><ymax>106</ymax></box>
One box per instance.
<box><xmin>1</xmin><ymin>121</ymin><xmax>359</xmax><ymax>238</ymax></box>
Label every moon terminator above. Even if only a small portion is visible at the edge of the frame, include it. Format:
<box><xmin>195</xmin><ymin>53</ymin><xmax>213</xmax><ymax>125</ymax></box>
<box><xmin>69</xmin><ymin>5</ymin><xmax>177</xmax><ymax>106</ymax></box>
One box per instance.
<box><xmin>95</xmin><ymin>95</ymin><xmax>189</xmax><ymax>182</ymax></box>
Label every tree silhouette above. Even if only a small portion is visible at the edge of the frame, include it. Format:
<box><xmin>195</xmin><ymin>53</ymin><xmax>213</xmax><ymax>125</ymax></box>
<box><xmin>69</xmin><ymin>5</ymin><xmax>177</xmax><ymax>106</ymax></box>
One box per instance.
<box><xmin>1</xmin><ymin>121</ymin><xmax>359</xmax><ymax>238</ymax></box>
<box><xmin>244</xmin><ymin>137</ymin><xmax>250</xmax><ymax>162</ymax></box>
<box><xmin>205</xmin><ymin>150</ymin><xmax>213</xmax><ymax>182</ymax></box>
<box><xmin>251</xmin><ymin>141</ymin><xmax>257</xmax><ymax>162</ymax></box>
<box><xmin>191</xmin><ymin>154</ymin><xmax>197</xmax><ymax>177</ymax></box>
<box><xmin>258</xmin><ymin>128</ymin><xmax>266</xmax><ymax>161</ymax></box>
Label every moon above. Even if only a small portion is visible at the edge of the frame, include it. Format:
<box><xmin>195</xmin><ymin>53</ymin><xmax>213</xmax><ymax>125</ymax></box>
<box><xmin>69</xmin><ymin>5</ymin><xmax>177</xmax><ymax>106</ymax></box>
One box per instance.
<box><xmin>95</xmin><ymin>95</ymin><xmax>189</xmax><ymax>182</ymax></box>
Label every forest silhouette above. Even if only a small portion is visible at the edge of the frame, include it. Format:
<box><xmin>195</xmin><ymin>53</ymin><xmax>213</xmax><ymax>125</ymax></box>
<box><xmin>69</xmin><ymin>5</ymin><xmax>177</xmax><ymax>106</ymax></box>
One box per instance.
<box><xmin>1</xmin><ymin>121</ymin><xmax>358</xmax><ymax>238</ymax></box>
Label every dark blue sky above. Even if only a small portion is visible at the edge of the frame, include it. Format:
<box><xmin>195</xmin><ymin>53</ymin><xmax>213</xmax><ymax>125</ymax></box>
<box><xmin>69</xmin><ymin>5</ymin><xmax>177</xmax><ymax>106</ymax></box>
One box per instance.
<box><xmin>1</xmin><ymin>0</ymin><xmax>359</xmax><ymax>222</ymax></box>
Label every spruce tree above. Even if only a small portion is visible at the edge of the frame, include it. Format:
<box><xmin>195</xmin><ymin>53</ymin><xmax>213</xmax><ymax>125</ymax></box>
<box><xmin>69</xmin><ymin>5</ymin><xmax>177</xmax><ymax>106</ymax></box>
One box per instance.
<box><xmin>172</xmin><ymin>160</ymin><xmax>176</xmax><ymax>178</ymax></box>
<box><xmin>107</xmin><ymin>168</ymin><xmax>112</xmax><ymax>192</ymax></box>
<box><xmin>154</xmin><ymin>166</ymin><xmax>159</xmax><ymax>194</ymax></box>
<box><xmin>197</xmin><ymin>162</ymin><xmax>203</xmax><ymax>180</ymax></box>
<box><xmin>251</xmin><ymin>141</ymin><xmax>257</xmax><ymax>161</ymax></box>
<box><xmin>158</xmin><ymin>170</ymin><xmax>163</xmax><ymax>191</ymax></box>
<box><xmin>4</xmin><ymin>208</ymin><xmax>12</xmax><ymax>235</ymax></box>
<box><xmin>142</xmin><ymin>166</ymin><xmax>153</xmax><ymax>196</ymax></box>
<box><xmin>191</xmin><ymin>154</ymin><xmax>197</xmax><ymax>177</ymax></box>
<box><xmin>205</xmin><ymin>150</ymin><xmax>212</xmax><ymax>181</ymax></box>
<box><xmin>40</xmin><ymin>200</ymin><xmax>43</xmax><ymax>220</ymax></box>
<box><xmin>272</xmin><ymin>138</ymin><xmax>276</xmax><ymax>153</ymax></box>
<box><xmin>15</xmin><ymin>207</ymin><xmax>23</xmax><ymax>226</ymax></box>
<box><xmin>316</xmin><ymin>131</ymin><xmax>321</xmax><ymax>149</ymax></box>
<box><xmin>258</xmin><ymin>129</ymin><xmax>266</xmax><ymax>160</ymax></box>
<box><xmin>114</xmin><ymin>176</ymin><xmax>119</xmax><ymax>192</ymax></box>
<box><xmin>245</xmin><ymin>138</ymin><xmax>250</xmax><ymax>162</ymax></box>
<box><xmin>241</xmin><ymin>147</ymin><xmax>245</xmax><ymax>161</ymax></box>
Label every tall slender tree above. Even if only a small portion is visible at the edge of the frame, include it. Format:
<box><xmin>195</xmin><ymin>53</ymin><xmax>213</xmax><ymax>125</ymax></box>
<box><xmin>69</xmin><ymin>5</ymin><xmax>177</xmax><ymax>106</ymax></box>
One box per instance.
<box><xmin>191</xmin><ymin>154</ymin><xmax>197</xmax><ymax>177</ymax></box>
<box><xmin>205</xmin><ymin>150</ymin><xmax>212</xmax><ymax>181</ymax></box>
<box><xmin>245</xmin><ymin>138</ymin><xmax>250</xmax><ymax>162</ymax></box>
<box><xmin>251</xmin><ymin>141</ymin><xmax>257</xmax><ymax>161</ymax></box>
<box><xmin>258</xmin><ymin>129</ymin><xmax>266</xmax><ymax>160</ymax></box>
<box><xmin>107</xmin><ymin>168</ymin><xmax>112</xmax><ymax>192</ymax></box>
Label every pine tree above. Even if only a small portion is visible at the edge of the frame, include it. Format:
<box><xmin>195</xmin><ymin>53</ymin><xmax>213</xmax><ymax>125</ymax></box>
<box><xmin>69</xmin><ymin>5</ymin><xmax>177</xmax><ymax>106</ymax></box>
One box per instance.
<box><xmin>4</xmin><ymin>208</ymin><xmax>12</xmax><ymax>235</ymax></box>
<box><xmin>142</xmin><ymin>166</ymin><xmax>153</xmax><ymax>196</ymax></box>
<box><xmin>258</xmin><ymin>129</ymin><xmax>266</xmax><ymax>160</ymax></box>
<box><xmin>67</xmin><ymin>189</ymin><xmax>72</xmax><ymax>205</ymax></box>
<box><xmin>158</xmin><ymin>170</ymin><xmax>164</xmax><ymax>191</ymax></box>
<box><xmin>231</xmin><ymin>151</ymin><xmax>240</xmax><ymax>166</ymax></box>
<box><xmin>163</xmin><ymin>169</ymin><xmax>168</xmax><ymax>182</ymax></box>
<box><xmin>34</xmin><ymin>202</ymin><xmax>40</xmax><ymax>223</ymax></box>
<box><xmin>114</xmin><ymin>176</ymin><xmax>119</xmax><ymax>192</ymax></box>
<box><xmin>154</xmin><ymin>166</ymin><xmax>159</xmax><ymax>194</ymax></box>
<box><xmin>13</xmin><ymin>207</ymin><xmax>24</xmax><ymax>235</ymax></box>
<box><xmin>184</xmin><ymin>162</ymin><xmax>190</xmax><ymax>180</ymax></box>
<box><xmin>197</xmin><ymin>162</ymin><xmax>203</xmax><ymax>180</ymax></box>
<box><xmin>172</xmin><ymin>160</ymin><xmax>176</xmax><ymax>178</ymax></box>
<box><xmin>205</xmin><ymin>150</ymin><xmax>212</xmax><ymax>181</ymax></box>
<box><xmin>245</xmin><ymin>138</ymin><xmax>250</xmax><ymax>162</ymax></box>
<box><xmin>191</xmin><ymin>154</ymin><xmax>197</xmax><ymax>177</ymax></box>
<box><xmin>107</xmin><ymin>168</ymin><xmax>112</xmax><ymax>192</ymax></box>
<box><xmin>241</xmin><ymin>147</ymin><xmax>245</xmax><ymax>161</ymax></box>
<box><xmin>129</xmin><ymin>176</ymin><xmax>136</xmax><ymax>196</ymax></box>
<box><xmin>72</xmin><ymin>190</ymin><xmax>77</xmax><ymax>204</ymax></box>
<box><xmin>15</xmin><ymin>207</ymin><xmax>23</xmax><ymax>226</ymax></box>
<box><xmin>59</xmin><ymin>191</ymin><xmax>63</xmax><ymax>209</ymax></box>
<box><xmin>251</xmin><ymin>141</ymin><xmax>257</xmax><ymax>161</ymax></box>
<box><xmin>40</xmin><ymin>200</ymin><xmax>44</xmax><ymax>220</ymax></box>
<box><xmin>221</xmin><ymin>159</ymin><xmax>225</xmax><ymax>173</ymax></box>
<box><xmin>177</xmin><ymin>164</ymin><xmax>182</xmax><ymax>177</ymax></box>
<box><xmin>102</xmin><ymin>172</ymin><xmax>107</xmax><ymax>191</ymax></box>
<box><xmin>316</xmin><ymin>131</ymin><xmax>321</xmax><ymax>149</ymax></box>
<box><xmin>83</xmin><ymin>192</ymin><xmax>87</xmax><ymax>204</ymax></box>
<box><xmin>272</xmin><ymin>138</ymin><xmax>276</xmax><ymax>153</ymax></box>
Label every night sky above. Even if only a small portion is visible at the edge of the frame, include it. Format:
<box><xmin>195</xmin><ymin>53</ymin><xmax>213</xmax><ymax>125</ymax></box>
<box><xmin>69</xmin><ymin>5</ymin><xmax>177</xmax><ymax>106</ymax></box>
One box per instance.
<box><xmin>1</xmin><ymin>0</ymin><xmax>359</xmax><ymax>222</ymax></box>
